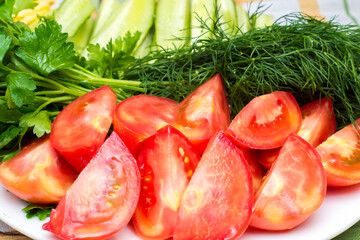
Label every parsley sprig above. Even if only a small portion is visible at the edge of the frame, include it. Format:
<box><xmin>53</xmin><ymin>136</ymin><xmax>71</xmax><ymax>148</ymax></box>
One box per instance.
<box><xmin>0</xmin><ymin>1</ymin><xmax>144</xmax><ymax>161</ymax></box>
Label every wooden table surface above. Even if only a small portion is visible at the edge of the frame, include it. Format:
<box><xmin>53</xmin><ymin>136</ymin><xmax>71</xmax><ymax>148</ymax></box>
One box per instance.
<box><xmin>0</xmin><ymin>232</ymin><xmax>30</xmax><ymax>240</ymax></box>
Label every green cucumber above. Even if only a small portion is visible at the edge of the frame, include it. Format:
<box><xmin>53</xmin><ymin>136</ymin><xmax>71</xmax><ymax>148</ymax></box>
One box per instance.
<box><xmin>236</xmin><ymin>5</ymin><xmax>250</xmax><ymax>33</ymax></box>
<box><xmin>190</xmin><ymin>0</ymin><xmax>216</xmax><ymax>42</ymax></box>
<box><xmin>54</xmin><ymin>0</ymin><xmax>98</xmax><ymax>38</ymax></box>
<box><xmin>255</xmin><ymin>14</ymin><xmax>274</xmax><ymax>29</ymax></box>
<box><xmin>89</xmin><ymin>0</ymin><xmax>155</xmax><ymax>52</ymax></box>
<box><xmin>92</xmin><ymin>0</ymin><xmax>127</xmax><ymax>38</ymax></box>
<box><xmin>155</xmin><ymin>0</ymin><xmax>190</xmax><ymax>49</ymax></box>
<box><xmin>135</xmin><ymin>25</ymin><xmax>155</xmax><ymax>58</ymax></box>
<box><xmin>217</xmin><ymin>0</ymin><xmax>237</xmax><ymax>35</ymax></box>
<box><xmin>70</xmin><ymin>17</ymin><xmax>95</xmax><ymax>54</ymax></box>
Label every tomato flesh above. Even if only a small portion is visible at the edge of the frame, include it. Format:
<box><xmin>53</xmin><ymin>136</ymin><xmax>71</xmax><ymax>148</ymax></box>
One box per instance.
<box><xmin>316</xmin><ymin>118</ymin><xmax>360</xmax><ymax>186</ymax></box>
<box><xmin>226</xmin><ymin>91</ymin><xmax>301</xmax><ymax>149</ymax></box>
<box><xmin>0</xmin><ymin>136</ymin><xmax>77</xmax><ymax>204</ymax></box>
<box><xmin>132</xmin><ymin>125</ymin><xmax>200</xmax><ymax>239</ymax></box>
<box><xmin>237</xmin><ymin>147</ymin><xmax>266</xmax><ymax>194</ymax></box>
<box><xmin>251</xmin><ymin>134</ymin><xmax>326</xmax><ymax>230</ymax></box>
<box><xmin>259</xmin><ymin>97</ymin><xmax>336</xmax><ymax>169</ymax></box>
<box><xmin>173</xmin><ymin>132</ymin><xmax>253</xmax><ymax>240</ymax></box>
<box><xmin>174</xmin><ymin>73</ymin><xmax>231</xmax><ymax>154</ymax></box>
<box><xmin>43</xmin><ymin>132</ymin><xmax>140</xmax><ymax>239</ymax></box>
<box><xmin>113</xmin><ymin>95</ymin><xmax>179</xmax><ymax>153</ymax></box>
<box><xmin>50</xmin><ymin>86</ymin><xmax>117</xmax><ymax>172</ymax></box>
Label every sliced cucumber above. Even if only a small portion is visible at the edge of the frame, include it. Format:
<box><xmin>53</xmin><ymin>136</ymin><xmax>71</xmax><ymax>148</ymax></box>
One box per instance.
<box><xmin>255</xmin><ymin>14</ymin><xmax>274</xmax><ymax>29</ymax></box>
<box><xmin>92</xmin><ymin>0</ymin><xmax>127</xmax><ymax>38</ymax></box>
<box><xmin>236</xmin><ymin>5</ymin><xmax>250</xmax><ymax>33</ymax></box>
<box><xmin>135</xmin><ymin>25</ymin><xmax>155</xmax><ymax>58</ymax></box>
<box><xmin>190</xmin><ymin>0</ymin><xmax>216</xmax><ymax>43</ymax></box>
<box><xmin>54</xmin><ymin>0</ymin><xmax>98</xmax><ymax>38</ymax></box>
<box><xmin>70</xmin><ymin>17</ymin><xmax>95</xmax><ymax>54</ymax></box>
<box><xmin>90</xmin><ymin>0</ymin><xmax>155</xmax><ymax>52</ymax></box>
<box><xmin>217</xmin><ymin>0</ymin><xmax>237</xmax><ymax>35</ymax></box>
<box><xmin>155</xmin><ymin>0</ymin><xmax>190</xmax><ymax>49</ymax></box>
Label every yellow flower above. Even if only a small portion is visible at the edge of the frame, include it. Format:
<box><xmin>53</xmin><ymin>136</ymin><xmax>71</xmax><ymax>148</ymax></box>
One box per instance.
<box><xmin>13</xmin><ymin>0</ymin><xmax>55</xmax><ymax>25</ymax></box>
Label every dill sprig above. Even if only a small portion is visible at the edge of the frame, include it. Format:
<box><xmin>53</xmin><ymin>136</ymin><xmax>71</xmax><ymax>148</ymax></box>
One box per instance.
<box><xmin>125</xmin><ymin>13</ymin><xmax>360</xmax><ymax>128</ymax></box>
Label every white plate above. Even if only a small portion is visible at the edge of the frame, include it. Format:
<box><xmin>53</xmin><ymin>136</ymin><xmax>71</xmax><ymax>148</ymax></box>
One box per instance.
<box><xmin>0</xmin><ymin>184</ymin><xmax>360</xmax><ymax>240</ymax></box>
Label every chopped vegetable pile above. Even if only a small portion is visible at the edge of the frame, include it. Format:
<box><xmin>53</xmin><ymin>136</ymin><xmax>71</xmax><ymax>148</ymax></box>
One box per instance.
<box><xmin>1</xmin><ymin>0</ymin><xmax>360</xmax><ymax>239</ymax></box>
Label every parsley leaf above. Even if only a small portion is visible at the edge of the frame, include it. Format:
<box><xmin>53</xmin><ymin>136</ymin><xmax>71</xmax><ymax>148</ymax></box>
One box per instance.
<box><xmin>86</xmin><ymin>31</ymin><xmax>141</xmax><ymax>78</ymax></box>
<box><xmin>19</xmin><ymin>110</ymin><xmax>51</xmax><ymax>137</ymax></box>
<box><xmin>0</xmin><ymin>125</ymin><xmax>20</xmax><ymax>150</ymax></box>
<box><xmin>0</xmin><ymin>32</ymin><xmax>11</xmax><ymax>62</ymax></box>
<box><xmin>0</xmin><ymin>103</ymin><xmax>23</xmax><ymax>123</ymax></box>
<box><xmin>5</xmin><ymin>72</ymin><xmax>36</xmax><ymax>108</ymax></box>
<box><xmin>0</xmin><ymin>0</ymin><xmax>15</xmax><ymax>21</ymax></box>
<box><xmin>15</xmin><ymin>19</ymin><xmax>75</xmax><ymax>76</ymax></box>
<box><xmin>22</xmin><ymin>203</ymin><xmax>55</xmax><ymax>221</ymax></box>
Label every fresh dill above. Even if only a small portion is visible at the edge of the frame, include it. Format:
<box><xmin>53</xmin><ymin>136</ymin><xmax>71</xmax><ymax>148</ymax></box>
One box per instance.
<box><xmin>124</xmin><ymin>13</ymin><xmax>360</xmax><ymax>128</ymax></box>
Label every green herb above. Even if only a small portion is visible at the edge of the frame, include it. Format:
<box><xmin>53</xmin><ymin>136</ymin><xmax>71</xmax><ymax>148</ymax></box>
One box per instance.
<box><xmin>15</xmin><ymin>19</ymin><xmax>75</xmax><ymax>76</ymax></box>
<box><xmin>0</xmin><ymin>1</ymin><xmax>145</xmax><ymax>161</ymax></box>
<box><xmin>124</xmin><ymin>13</ymin><xmax>360</xmax><ymax>128</ymax></box>
<box><xmin>22</xmin><ymin>203</ymin><xmax>56</xmax><ymax>220</ymax></box>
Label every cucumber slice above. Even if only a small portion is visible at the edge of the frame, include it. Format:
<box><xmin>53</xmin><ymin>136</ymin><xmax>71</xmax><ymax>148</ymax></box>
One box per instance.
<box><xmin>135</xmin><ymin>25</ymin><xmax>155</xmax><ymax>58</ymax></box>
<box><xmin>70</xmin><ymin>17</ymin><xmax>95</xmax><ymax>54</ymax></box>
<box><xmin>54</xmin><ymin>0</ymin><xmax>98</xmax><ymax>38</ymax></box>
<box><xmin>236</xmin><ymin>5</ymin><xmax>250</xmax><ymax>33</ymax></box>
<box><xmin>190</xmin><ymin>0</ymin><xmax>216</xmax><ymax>43</ymax></box>
<box><xmin>155</xmin><ymin>0</ymin><xmax>190</xmax><ymax>49</ymax></box>
<box><xmin>92</xmin><ymin>0</ymin><xmax>127</xmax><ymax>38</ymax></box>
<box><xmin>217</xmin><ymin>0</ymin><xmax>237</xmax><ymax>35</ymax></box>
<box><xmin>255</xmin><ymin>14</ymin><xmax>274</xmax><ymax>29</ymax></box>
<box><xmin>90</xmin><ymin>0</ymin><xmax>155</xmax><ymax>52</ymax></box>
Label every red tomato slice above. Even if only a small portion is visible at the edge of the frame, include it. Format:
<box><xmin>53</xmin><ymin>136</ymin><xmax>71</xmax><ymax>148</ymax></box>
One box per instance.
<box><xmin>237</xmin><ymin>147</ymin><xmax>266</xmax><ymax>194</ymax></box>
<box><xmin>174</xmin><ymin>73</ymin><xmax>231</xmax><ymax>154</ymax></box>
<box><xmin>258</xmin><ymin>97</ymin><xmax>336</xmax><ymax>169</ymax></box>
<box><xmin>113</xmin><ymin>95</ymin><xmax>179</xmax><ymax>153</ymax></box>
<box><xmin>298</xmin><ymin>97</ymin><xmax>336</xmax><ymax>146</ymax></box>
<box><xmin>50</xmin><ymin>86</ymin><xmax>117</xmax><ymax>172</ymax></box>
<box><xmin>226</xmin><ymin>91</ymin><xmax>301</xmax><ymax>149</ymax></box>
<box><xmin>251</xmin><ymin>134</ymin><xmax>326</xmax><ymax>230</ymax></box>
<box><xmin>43</xmin><ymin>132</ymin><xmax>140</xmax><ymax>240</ymax></box>
<box><xmin>173</xmin><ymin>132</ymin><xmax>253</xmax><ymax>240</ymax></box>
<box><xmin>132</xmin><ymin>125</ymin><xmax>200</xmax><ymax>239</ymax></box>
<box><xmin>316</xmin><ymin>118</ymin><xmax>360</xmax><ymax>187</ymax></box>
<box><xmin>0</xmin><ymin>136</ymin><xmax>77</xmax><ymax>204</ymax></box>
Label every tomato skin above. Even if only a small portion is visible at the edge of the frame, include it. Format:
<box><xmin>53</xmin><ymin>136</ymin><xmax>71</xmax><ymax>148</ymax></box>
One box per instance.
<box><xmin>174</xmin><ymin>73</ymin><xmax>231</xmax><ymax>154</ymax></box>
<box><xmin>113</xmin><ymin>95</ymin><xmax>179</xmax><ymax>153</ymax></box>
<box><xmin>251</xmin><ymin>134</ymin><xmax>326</xmax><ymax>231</ymax></box>
<box><xmin>258</xmin><ymin>97</ymin><xmax>336</xmax><ymax>169</ymax></box>
<box><xmin>316</xmin><ymin>118</ymin><xmax>360</xmax><ymax>187</ymax></box>
<box><xmin>50</xmin><ymin>86</ymin><xmax>117</xmax><ymax>172</ymax></box>
<box><xmin>43</xmin><ymin>132</ymin><xmax>140</xmax><ymax>240</ymax></box>
<box><xmin>226</xmin><ymin>91</ymin><xmax>302</xmax><ymax>149</ymax></box>
<box><xmin>0</xmin><ymin>136</ymin><xmax>77</xmax><ymax>204</ymax></box>
<box><xmin>173</xmin><ymin>132</ymin><xmax>253</xmax><ymax>240</ymax></box>
<box><xmin>132</xmin><ymin>125</ymin><xmax>200</xmax><ymax>240</ymax></box>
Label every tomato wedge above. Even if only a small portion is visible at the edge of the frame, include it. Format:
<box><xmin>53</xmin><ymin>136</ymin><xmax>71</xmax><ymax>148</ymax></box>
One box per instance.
<box><xmin>50</xmin><ymin>86</ymin><xmax>117</xmax><ymax>172</ymax></box>
<box><xmin>174</xmin><ymin>73</ymin><xmax>231</xmax><ymax>154</ymax></box>
<box><xmin>132</xmin><ymin>125</ymin><xmax>200</xmax><ymax>239</ymax></box>
<box><xmin>258</xmin><ymin>97</ymin><xmax>336</xmax><ymax>169</ymax></box>
<box><xmin>251</xmin><ymin>134</ymin><xmax>326</xmax><ymax>230</ymax></box>
<box><xmin>173</xmin><ymin>132</ymin><xmax>253</xmax><ymax>240</ymax></box>
<box><xmin>43</xmin><ymin>132</ymin><xmax>140</xmax><ymax>239</ymax></box>
<box><xmin>0</xmin><ymin>136</ymin><xmax>77</xmax><ymax>204</ymax></box>
<box><xmin>113</xmin><ymin>95</ymin><xmax>179</xmax><ymax>153</ymax></box>
<box><xmin>237</xmin><ymin>147</ymin><xmax>266</xmax><ymax>194</ymax></box>
<box><xmin>226</xmin><ymin>91</ymin><xmax>301</xmax><ymax>149</ymax></box>
<box><xmin>316</xmin><ymin>118</ymin><xmax>360</xmax><ymax>187</ymax></box>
